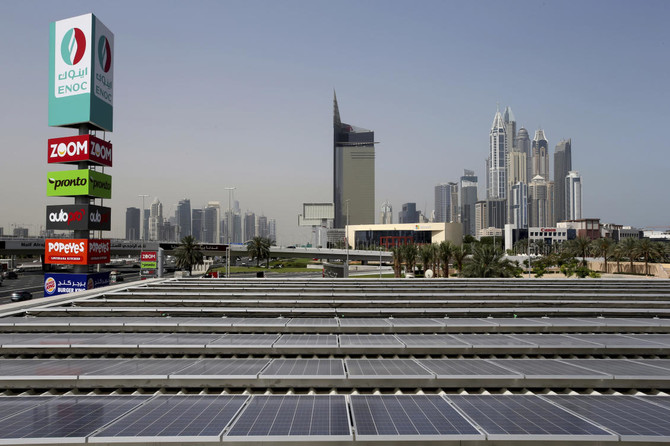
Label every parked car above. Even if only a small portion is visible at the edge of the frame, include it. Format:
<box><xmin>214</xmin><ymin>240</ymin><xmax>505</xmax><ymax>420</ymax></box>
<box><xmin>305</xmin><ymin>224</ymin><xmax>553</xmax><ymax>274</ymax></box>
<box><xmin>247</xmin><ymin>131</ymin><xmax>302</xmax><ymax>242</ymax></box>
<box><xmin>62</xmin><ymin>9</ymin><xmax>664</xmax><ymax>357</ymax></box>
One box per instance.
<box><xmin>4</xmin><ymin>271</ymin><xmax>18</xmax><ymax>279</ymax></box>
<box><xmin>10</xmin><ymin>291</ymin><xmax>32</xmax><ymax>302</ymax></box>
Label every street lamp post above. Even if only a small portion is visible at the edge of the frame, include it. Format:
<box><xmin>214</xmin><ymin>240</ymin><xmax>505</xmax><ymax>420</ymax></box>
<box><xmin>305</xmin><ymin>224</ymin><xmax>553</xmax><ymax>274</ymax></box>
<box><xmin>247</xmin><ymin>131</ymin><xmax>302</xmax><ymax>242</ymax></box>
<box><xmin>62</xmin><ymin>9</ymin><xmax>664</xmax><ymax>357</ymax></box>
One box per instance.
<box><xmin>345</xmin><ymin>199</ymin><xmax>350</xmax><ymax>278</ymax></box>
<box><xmin>138</xmin><ymin>194</ymin><xmax>149</xmax><ymax>252</ymax></box>
<box><xmin>225</xmin><ymin>187</ymin><xmax>236</xmax><ymax>278</ymax></box>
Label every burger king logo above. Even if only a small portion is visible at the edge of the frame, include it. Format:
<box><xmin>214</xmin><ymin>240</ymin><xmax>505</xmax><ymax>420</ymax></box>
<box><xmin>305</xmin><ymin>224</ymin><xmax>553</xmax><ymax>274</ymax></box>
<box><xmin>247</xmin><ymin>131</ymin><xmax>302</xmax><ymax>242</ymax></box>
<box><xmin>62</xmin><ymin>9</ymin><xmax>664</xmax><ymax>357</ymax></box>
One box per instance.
<box><xmin>45</xmin><ymin>277</ymin><xmax>57</xmax><ymax>295</ymax></box>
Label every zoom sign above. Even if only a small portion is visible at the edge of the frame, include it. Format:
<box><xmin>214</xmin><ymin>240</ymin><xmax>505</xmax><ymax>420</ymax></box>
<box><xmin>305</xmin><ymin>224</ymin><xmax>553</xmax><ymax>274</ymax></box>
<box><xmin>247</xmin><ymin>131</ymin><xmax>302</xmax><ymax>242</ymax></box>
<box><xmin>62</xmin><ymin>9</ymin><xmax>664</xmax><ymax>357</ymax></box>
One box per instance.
<box><xmin>47</xmin><ymin>134</ymin><xmax>112</xmax><ymax>167</ymax></box>
<box><xmin>45</xmin><ymin>239</ymin><xmax>110</xmax><ymax>265</ymax></box>
<box><xmin>46</xmin><ymin>204</ymin><xmax>111</xmax><ymax>231</ymax></box>
<box><xmin>47</xmin><ymin>169</ymin><xmax>112</xmax><ymax>198</ymax></box>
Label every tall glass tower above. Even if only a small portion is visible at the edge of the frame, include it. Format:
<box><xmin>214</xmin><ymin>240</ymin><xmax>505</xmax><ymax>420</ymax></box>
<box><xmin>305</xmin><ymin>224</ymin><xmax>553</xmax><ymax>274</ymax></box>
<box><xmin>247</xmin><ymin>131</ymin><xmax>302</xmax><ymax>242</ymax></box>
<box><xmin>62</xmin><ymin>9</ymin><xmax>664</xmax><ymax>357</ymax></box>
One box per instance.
<box><xmin>488</xmin><ymin>108</ymin><xmax>507</xmax><ymax>199</ymax></box>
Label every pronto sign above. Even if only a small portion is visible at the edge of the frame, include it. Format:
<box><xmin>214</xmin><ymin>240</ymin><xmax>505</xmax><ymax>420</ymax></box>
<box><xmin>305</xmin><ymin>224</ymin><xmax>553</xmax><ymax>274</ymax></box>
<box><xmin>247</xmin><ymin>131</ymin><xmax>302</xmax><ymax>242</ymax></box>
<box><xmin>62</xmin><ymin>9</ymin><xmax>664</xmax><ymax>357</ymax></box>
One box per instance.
<box><xmin>49</xmin><ymin>13</ymin><xmax>114</xmax><ymax>131</ymax></box>
<box><xmin>46</xmin><ymin>204</ymin><xmax>111</xmax><ymax>231</ymax></box>
<box><xmin>46</xmin><ymin>169</ymin><xmax>112</xmax><ymax>198</ymax></box>
<box><xmin>48</xmin><ymin>134</ymin><xmax>112</xmax><ymax>166</ymax></box>
<box><xmin>45</xmin><ymin>239</ymin><xmax>110</xmax><ymax>265</ymax></box>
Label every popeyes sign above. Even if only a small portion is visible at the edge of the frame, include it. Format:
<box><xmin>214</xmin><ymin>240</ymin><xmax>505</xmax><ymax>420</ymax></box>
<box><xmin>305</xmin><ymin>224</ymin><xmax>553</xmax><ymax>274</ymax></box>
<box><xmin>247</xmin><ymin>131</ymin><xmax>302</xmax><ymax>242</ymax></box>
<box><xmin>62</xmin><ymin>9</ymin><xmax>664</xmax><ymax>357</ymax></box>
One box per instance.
<box><xmin>48</xmin><ymin>134</ymin><xmax>112</xmax><ymax>166</ymax></box>
<box><xmin>45</xmin><ymin>239</ymin><xmax>110</xmax><ymax>265</ymax></box>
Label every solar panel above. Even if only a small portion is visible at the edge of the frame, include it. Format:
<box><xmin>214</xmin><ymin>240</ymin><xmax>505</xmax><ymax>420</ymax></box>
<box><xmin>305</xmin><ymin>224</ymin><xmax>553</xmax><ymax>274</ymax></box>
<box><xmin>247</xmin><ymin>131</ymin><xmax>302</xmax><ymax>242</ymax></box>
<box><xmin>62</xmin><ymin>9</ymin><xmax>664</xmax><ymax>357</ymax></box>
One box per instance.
<box><xmin>93</xmin><ymin>395</ymin><xmax>248</xmax><ymax>441</ymax></box>
<box><xmin>508</xmin><ymin>334</ymin><xmax>603</xmax><ymax>348</ymax></box>
<box><xmin>0</xmin><ymin>397</ymin><xmax>55</xmax><ymax>422</ymax></box>
<box><xmin>481</xmin><ymin>317</ymin><xmax>550</xmax><ymax>327</ymax></box>
<box><xmin>287</xmin><ymin>318</ymin><xmax>338</xmax><ymax>326</ymax></box>
<box><xmin>395</xmin><ymin>334</ymin><xmax>469</xmax><ymax>347</ymax></box>
<box><xmin>546</xmin><ymin>395</ymin><xmax>670</xmax><ymax>441</ymax></box>
<box><xmin>417</xmin><ymin>359</ymin><xmax>522</xmax><ymax>378</ymax></box>
<box><xmin>562</xmin><ymin>359</ymin><xmax>670</xmax><ymax>377</ymax></box>
<box><xmin>232</xmin><ymin>318</ymin><xmax>289</xmax><ymax>326</ymax></box>
<box><xmin>138</xmin><ymin>334</ymin><xmax>222</xmax><ymax>347</ymax></box>
<box><xmin>629</xmin><ymin>359</ymin><xmax>670</xmax><ymax>371</ymax></box>
<box><xmin>338</xmin><ymin>318</ymin><xmax>390</xmax><ymax>327</ymax></box>
<box><xmin>339</xmin><ymin>335</ymin><xmax>403</xmax><ymax>347</ymax></box>
<box><xmin>637</xmin><ymin>396</ymin><xmax>670</xmax><ymax>411</ymax></box>
<box><xmin>388</xmin><ymin>318</ymin><xmax>445</xmax><ymax>327</ymax></box>
<box><xmin>447</xmin><ymin>395</ymin><xmax>614</xmax><ymax>440</ymax></box>
<box><xmin>622</xmin><ymin>334</ymin><xmax>670</xmax><ymax>346</ymax></box>
<box><xmin>451</xmin><ymin>334</ymin><xmax>537</xmax><ymax>347</ymax></box>
<box><xmin>0</xmin><ymin>396</ymin><xmax>148</xmax><ymax>442</ymax></box>
<box><xmin>0</xmin><ymin>333</ymin><xmax>104</xmax><ymax>347</ymax></box>
<box><xmin>0</xmin><ymin>359</ymin><xmax>96</xmax><ymax>378</ymax></box>
<box><xmin>346</xmin><ymin>359</ymin><xmax>433</xmax><ymax>377</ymax></box>
<box><xmin>566</xmin><ymin>334</ymin><xmax>668</xmax><ymax>347</ymax></box>
<box><xmin>207</xmin><ymin>334</ymin><xmax>279</xmax><ymax>347</ymax></box>
<box><xmin>225</xmin><ymin>395</ymin><xmax>351</xmax><ymax>439</ymax></box>
<box><xmin>169</xmin><ymin>359</ymin><xmax>270</xmax><ymax>378</ymax></box>
<box><xmin>488</xmin><ymin>359</ymin><xmax>611</xmax><ymax>377</ymax></box>
<box><xmin>351</xmin><ymin>395</ymin><xmax>482</xmax><ymax>439</ymax></box>
<box><xmin>79</xmin><ymin>359</ymin><xmax>200</xmax><ymax>377</ymax></box>
<box><xmin>273</xmin><ymin>334</ymin><xmax>338</xmax><ymax>347</ymax></box>
<box><xmin>260</xmin><ymin>359</ymin><xmax>345</xmax><ymax>377</ymax></box>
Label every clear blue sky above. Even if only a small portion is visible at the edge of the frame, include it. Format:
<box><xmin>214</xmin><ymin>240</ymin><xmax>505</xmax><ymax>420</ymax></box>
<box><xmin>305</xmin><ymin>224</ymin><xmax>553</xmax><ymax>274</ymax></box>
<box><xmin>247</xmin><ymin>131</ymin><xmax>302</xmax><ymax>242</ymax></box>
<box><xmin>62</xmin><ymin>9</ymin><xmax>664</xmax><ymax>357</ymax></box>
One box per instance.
<box><xmin>1</xmin><ymin>0</ymin><xmax>668</xmax><ymax>242</ymax></box>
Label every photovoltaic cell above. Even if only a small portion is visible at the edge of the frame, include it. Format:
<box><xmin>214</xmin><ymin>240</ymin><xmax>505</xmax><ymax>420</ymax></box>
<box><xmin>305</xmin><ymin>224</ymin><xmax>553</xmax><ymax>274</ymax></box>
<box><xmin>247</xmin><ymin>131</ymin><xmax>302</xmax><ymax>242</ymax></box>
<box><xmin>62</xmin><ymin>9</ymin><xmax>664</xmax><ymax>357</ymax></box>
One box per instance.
<box><xmin>273</xmin><ymin>334</ymin><xmax>338</xmax><ymax>347</ymax></box>
<box><xmin>508</xmin><ymin>334</ymin><xmax>602</xmax><ymax>347</ymax></box>
<box><xmin>351</xmin><ymin>395</ymin><xmax>482</xmax><ymax>438</ymax></box>
<box><xmin>169</xmin><ymin>359</ymin><xmax>270</xmax><ymax>377</ymax></box>
<box><xmin>79</xmin><ymin>359</ymin><xmax>200</xmax><ymax>377</ymax></box>
<box><xmin>487</xmin><ymin>359</ymin><xmax>610</xmax><ymax>377</ymax></box>
<box><xmin>389</xmin><ymin>318</ymin><xmax>445</xmax><ymax>327</ymax></box>
<box><xmin>287</xmin><ymin>318</ymin><xmax>338</xmax><ymax>327</ymax></box>
<box><xmin>0</xmin><ymin>397</ymin><xmax>54</xmax><ymax>422</ymax></box>
<box><xmin>346</xmin><ymin>359</ymin><xmax>432</xmax><ymax>377</ymax></box>
<box><xmin>207</xmin><ymin>334</ymin><xmax>279</xmax><ymax>347</ymax></box>
<box><xmin>418</xmin><ymin>359</ymin><xmax>522</xmax><ymax>378</ymax></box>
<box><xmin>338</xmin><ymin>318</ymin><xmax>390</xmax><ymax>327</ymax></box>
<box><xmin>0</xmin><ymin>396</ymin><xmax>148</xmax><ymax>441</ymax></box>
<box><xmin>451</xmin><ymin>334</ymin><xmax>536</xmax><ymax>347</ymax></box>
<box><xmin>546</xmin><ymin>395</ymin><xmax>670</xmax><ymax>440</ymax></box>
<box><xmin>93</xmin><ymin>395</ymin><xmax>248</xmax><ymax>441</ymax></box>
<box><xmin>566</xmin><ymin>334</ymin><xmax>667</xmax><ymax>347</ymax></box>
<box><xmin>637</xmin><ymin>396</ymin><xmax>670</xmax><ymax>411</ymax></box>
<box><xmin>395</xmin><ymin>334</ymin><xmax>469</xmax><ymax>347</ymax></box>
<box><xmin>261</xmin><ymin>359</ymin><xmax>345</xmax><ymax>377</ymax></box>
<box><xmin>447</xmin><ymin>395</ymin><xmax>614</xmax><ymax>440</ymax></box>
<box><xmin>226</xmin><ymin>395</ymin><xmax>351</xmax><ymax>438</ymax></box>
<box><xmin>339</xmin><ymin>335</ymin><xmax>403</xmax><ymax>346</ymax></box>
<box><xmin>561</xmin><ymin>359</ymin><xmax>670</xmax><ymax>377</ymax></box>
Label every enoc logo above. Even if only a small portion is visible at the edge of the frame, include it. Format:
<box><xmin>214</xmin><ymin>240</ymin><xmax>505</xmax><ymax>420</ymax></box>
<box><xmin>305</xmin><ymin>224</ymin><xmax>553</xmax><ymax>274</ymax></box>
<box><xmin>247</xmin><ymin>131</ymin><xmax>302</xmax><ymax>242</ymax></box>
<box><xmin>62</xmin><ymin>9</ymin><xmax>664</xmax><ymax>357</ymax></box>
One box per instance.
<box><xmin>97</xmin><ymin>36</ymin><xmax>111</xmax><ymax>72</ymax></box>
<box><xmin>61</xmin><ymin>27</ymin><xmax>86</xmax><ymax>65</ymax></box>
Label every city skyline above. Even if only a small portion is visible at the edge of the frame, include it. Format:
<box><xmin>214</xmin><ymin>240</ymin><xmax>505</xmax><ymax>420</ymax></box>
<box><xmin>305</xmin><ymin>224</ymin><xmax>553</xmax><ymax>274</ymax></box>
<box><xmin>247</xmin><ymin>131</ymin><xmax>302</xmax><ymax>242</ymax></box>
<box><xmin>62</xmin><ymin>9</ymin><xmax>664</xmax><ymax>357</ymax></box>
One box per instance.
<box><xmin>1</xmin><ymin>1</ymin><xmax>669</xmax><ymax>243</ymax></box>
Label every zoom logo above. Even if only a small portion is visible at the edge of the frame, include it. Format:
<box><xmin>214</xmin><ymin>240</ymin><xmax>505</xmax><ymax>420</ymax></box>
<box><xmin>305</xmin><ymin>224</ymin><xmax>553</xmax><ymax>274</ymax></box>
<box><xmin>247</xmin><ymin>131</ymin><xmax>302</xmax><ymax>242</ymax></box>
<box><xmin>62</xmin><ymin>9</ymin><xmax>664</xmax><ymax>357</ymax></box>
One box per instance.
<box><xmin>98</xmin><ymin>35</ymin><xmax>111</xmax><ymax>72</ymax></box>
<box><xmin>61</xmin><ymin>27</ymin><xmax>86</xmax><ymax>65</ymax></box>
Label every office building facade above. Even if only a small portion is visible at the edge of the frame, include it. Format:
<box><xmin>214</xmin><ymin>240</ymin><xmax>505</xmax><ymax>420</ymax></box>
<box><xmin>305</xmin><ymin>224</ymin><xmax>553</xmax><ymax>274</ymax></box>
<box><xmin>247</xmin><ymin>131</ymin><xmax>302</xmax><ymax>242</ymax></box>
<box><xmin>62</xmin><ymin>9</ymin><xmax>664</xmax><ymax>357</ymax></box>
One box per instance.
<box><xmin>176</xmin><ymin>199</ymin><xmax>191</xmax><ymax>240</ymax></box>
<box><xmin>488</xmin><ymin>109</ymin><xmax>507</xmax><ymax>199</ymax></box>
<box><xmin>398</xmin><ymin>203</ymin><xmax>420</xmax><ymax>224</ymax></box>
<box><xmin>531</xmin><ymin>129</ymin><xmax>549</xmax><ymax>180</ymax></box>
<box><xmin>125</xmin><ymin>207</ymin><xmax>140</xmax><ymax>240</ymax></box>
<box><xmin>566</xmin><ymin>170</ymin><xmax>582</xmax><ymax>221</ymax></box>
<box><xmin>203</xmin><ymin>202</ymin><xmax>221</xmax><ymax>244</ymax></box>
<box><xmin>553</xmin><ymin>139</ymin><xmax>572</xmax><ymax>223</ymax></box>
<box><xmin>434</xmin><ymin>182</ymin><xmax>458</xmax><ymax>223</ymax></box>
<box><xmin>460</xmin><ymin>170</ymin><xmax>478</xmax><ymax>237</ymax></box>
<box><xmin>244</xmin><ymin>212</ymin><xmax>256</xmax><ymax>242</ymax></box>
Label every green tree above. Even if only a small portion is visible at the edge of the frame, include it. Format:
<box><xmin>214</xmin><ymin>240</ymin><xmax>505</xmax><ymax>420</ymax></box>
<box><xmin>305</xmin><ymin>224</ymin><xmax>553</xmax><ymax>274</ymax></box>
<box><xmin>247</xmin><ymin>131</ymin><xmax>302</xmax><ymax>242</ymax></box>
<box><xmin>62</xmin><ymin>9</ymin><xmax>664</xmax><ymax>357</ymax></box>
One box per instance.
<box><xmin>570</xmin><ymin>236</ymin><xmax>592</xmax><ymax>266</ymax></box>
<box><xmin>438</xmin><ymin>241</ymin><xmax>454</xmax><ymax>278</ymax></box>
<box><xmin>391</xmin><ymin>246</ymin><xmax>404</xmax><ymax>278</ymax></box>
<box><xmin>462</xmin><ymin>244</ymin><xmax>516</xmax><ymax>278</ymax></box>
<box><xmin>451</xmin><ymin>244</ymin><xmax>469</xmax><ymax>276</ymax></box>
<box><xmin>621</xmin><ymin>237</ymin><xmax>638</xmax><ymax>274</ymax></box>
<box><xmin>611</xmin><ymin>243</ymin><xmax>624</xmax><ymax>274</ymax></box>
<box><xmin>418</xmin><ymin>244</ymin><xmax>434</xmax><ymax>276</ymax></box>
<box><xmin>246</xmin><ymin>236</ymin><xmax>272</xmax><ymax>268</ymax></box>
<box><xmin>174</xmin><ymin>235</ymin><xmax>204</xmax><ymax>276</ymax></box>
<box><xmin>402</xmin><ymin>243</ymin><xmax>418</xmax><ymax>276</ymax></box>
<box><xmin>591</xmin><ymin>237</ymin><xmax>613</xmax><ymax>273</ymax></box>
<box><xmin>635</xmin><ymin>238</ymin><xmax>662</xmax><ymax>276</ymax></box>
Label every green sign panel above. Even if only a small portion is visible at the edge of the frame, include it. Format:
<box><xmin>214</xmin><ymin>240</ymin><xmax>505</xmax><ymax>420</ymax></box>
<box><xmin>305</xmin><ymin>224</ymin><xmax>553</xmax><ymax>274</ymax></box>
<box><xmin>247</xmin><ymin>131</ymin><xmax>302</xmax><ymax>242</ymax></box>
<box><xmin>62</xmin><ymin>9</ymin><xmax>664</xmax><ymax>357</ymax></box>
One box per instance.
<box><xmin>47</xmin><ymin>169</ymin><xmax>112</xmax><ymax>198</ymax></box>
<box><xmin>49</xmin><ymin>13</ymin><xmax>114</xmax><ymax>131</ymax></box>
<box><xmin>141</xmin><ymin>261</ymin><xmax>157</xmax><ymax>269</ymax></box>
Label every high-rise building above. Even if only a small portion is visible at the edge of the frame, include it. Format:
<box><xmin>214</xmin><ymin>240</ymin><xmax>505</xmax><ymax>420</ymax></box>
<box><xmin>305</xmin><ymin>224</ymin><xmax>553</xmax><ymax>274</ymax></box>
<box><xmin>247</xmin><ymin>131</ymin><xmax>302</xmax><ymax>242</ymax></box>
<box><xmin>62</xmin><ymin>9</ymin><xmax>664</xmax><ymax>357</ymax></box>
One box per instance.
<box><xmin>203</xmin><ymin>202</ymin><xmax>221</xmax><ymax>244</ymax></box>
<box><xmin>509</xmin><ymin>182</ymin><xmax>528</xmax><ymax>229</ymax></box>
<box><xmin>149</xmin><ymin>198</ymin><xmax>163</xmax><ymax>241</ymax></box>
<box><xmin>566</xmin><ymin>171</ymin><xmax>582</xmax><ymax>221</ymax></box>
<box><xmin>333</xmin><ymin>92</ymin><xmax>376</xmax><ymax>228</ymax></box>
<box><xmin>192</xmin><ymin>209</ymin><xmax>203</xmax><ymax>242</ymax></box>
<box><xmin>268</xmin><ymin>219</ymin><xmax>277</xmax><ymax>243</ymax></box>
<box><xmin>380</xmin><ymin>201</ymin><xmax>393</xmax><ymax>224</ymax></box>
<box><xmin>553</xmin><ymin>139</ymin><xmax>572</xmax><ymax>223</ymax></box>
<box><xmin>244</xmin><ymin>211</ymin><xmax>256</xmax><ymax>242</ymax></box>
<box><xmin>398</xmin><ymin>203</ymin><xmax>420</xmax><ymax>224</ymax></box>
<box><xmin>143</xmin><ymin>209</ymin><xmax>149</xmax><ymax>242</ymax></box>
<box><xmin>434</xmin><ymin>182</ymin><xmax>458</xmax><ymax>223</ymax></box>
<box><xmin>515</xmin><ymin>127</ymin><xmax>532</xmax><ymax>183</ymax></box>
<box><xmin>488</xmin><ymin>108</ymin><xmax>507</xmax><ymax>199</ymax></box>
<box><xmin>475</xmin><ymin>199</ymin><xmax>506</xmax><ymax>236</ymax></box>
<box><xmin>257</xmin><ymin>216</ymin><xmax>269</xmax><ymax>239</ymax></box>
<box><xmin>233</xmin><ymin>212</ymin><xmax>242</xmax><ymax>244</ymax></box>
<box><xmin>125</xmin><ymin>207</ymin><xmax>140</xmax><ymax>240</ymax></box>
<box><xmin>176</xmin><ymin>199</ymin><xmax>191</xmax><ymax>240</ymax></box>
<box><xmin>529</xmin><ymin>175</ymin><xmax>554</xmax><ymax>227</ymax></box>
<box><xmin>503</xmin><ymin>106</ymin><xmax>516</xmax><ymax>152</ymax></box>
<box><xmin>460</xmin><ymin>169</ymin><xmax>478</xmax><ymax>237</ymax></box>
<box><xmin>531</xmin><ymin>129</ymin><xmax>549</xmax><ymax>180</ymax></box>
<box><xmin>506</xmin><ymin>149</ymin><xmax>527</xmax><ymax>225</ymax></box>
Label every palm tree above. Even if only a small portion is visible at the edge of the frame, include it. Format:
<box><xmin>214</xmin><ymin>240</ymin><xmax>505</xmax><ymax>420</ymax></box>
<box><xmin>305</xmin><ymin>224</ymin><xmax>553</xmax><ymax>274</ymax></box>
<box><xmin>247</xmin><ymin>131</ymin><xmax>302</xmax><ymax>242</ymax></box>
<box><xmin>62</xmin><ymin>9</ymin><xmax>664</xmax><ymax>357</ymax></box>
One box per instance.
<box><xmin>401</xmin><ymin>243</ymin><xmax>418</xmax><ymax>276</ymax></box>
<box><xmin>391</xmin><ymin>245</ymin><xmax>403</xmax><ymax>278</ymax></box>
<box><xmin>174</xmin><ymin>235</ymin><xmax>204</xmax><ymax>276</ymax></box>
<box><xmin>634</xmin><ymin>238</ymin><xmax>662</xmax><ymax>276</ymax></box>
<box><xmin>621</xmin><ymin>237</ymin><xmax>638</xmax><ymax>274</ymax></box>
<box><xmin>246</xmin><ymin>236</ymin><xmax>272</xmax><ymax>267</ymax></box>
<box><xmin>451</xmin><ymin>244</ymin><xmax>469</xmax><ymax>276</ymax></box>
<box><xmin>438</xmin><ymin>241</ymin><xmax>454</xmax><ymax>278</ymax></box>
<box><xmin>418</xmin><ymin>244</ymin><xmax>433</xmax><ymax>276</ymax></box>
<box><xmin>591</xmin><ymin>237</ymin><xmax>613</xmax><ymax>273</ymax></box>
<box><xmin>571</xmin><ymin>236</ymin><xmax>592</xmax><ymax>266</ymax></box>
<box><xmin>462</xmin><ymin>244</ymin><xmax>515</xmax><ymax>278</ymax></box>
<box><xmin>611</xmin><ymin>243</ymin><xmax>624</xmax><ymax>274</ymax></box>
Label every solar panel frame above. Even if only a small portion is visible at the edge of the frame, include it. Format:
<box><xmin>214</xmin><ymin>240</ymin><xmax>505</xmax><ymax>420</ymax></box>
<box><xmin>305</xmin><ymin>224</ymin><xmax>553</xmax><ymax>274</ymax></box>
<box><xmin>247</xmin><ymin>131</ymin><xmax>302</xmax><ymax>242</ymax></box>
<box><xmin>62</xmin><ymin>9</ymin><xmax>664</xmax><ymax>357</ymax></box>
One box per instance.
<box><xmin>91</xmin><ymin>395</ymin><xmax>249</xmax><ymax>443</ymax></box>
<box><xmin>447</xmin><ymin>395</ymin><xmax>615</xmax><ymax>441</ymax></box>
<box><xmin>545</xmin><ymin>395</ymin><xmax>670</xmax><ymax>441</ymax></box>
<box><xmin>225</xmin><ymin>395</ymin><xmax>352</xmax><ymax>440</ymax></box>
<box><xmin>350</xmin><ymin>394</ymin><xmax>483</xmax><ymax>440</ymax></box>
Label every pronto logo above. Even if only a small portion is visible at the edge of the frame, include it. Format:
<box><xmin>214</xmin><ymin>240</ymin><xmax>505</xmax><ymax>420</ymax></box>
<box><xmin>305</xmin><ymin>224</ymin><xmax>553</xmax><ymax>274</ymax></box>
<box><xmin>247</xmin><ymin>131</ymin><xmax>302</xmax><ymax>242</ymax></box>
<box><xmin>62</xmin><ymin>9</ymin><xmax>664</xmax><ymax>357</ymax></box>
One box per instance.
<box><xmin>48</xmin><ymin>177</ymin><xmax>87</xmax><ymax>191</ymax></box>
<box><xmin>97</xmin><ymin>35</ymin><xmax>111</xmax><ymax>72</ymax></box>
<box><xmin>91</xmin><ymin>178</ymin><xmax>111</xmax><ymax>190</ymax></box>
<box><xmin>61</xmin><ymin>27</ymin><xmax>86</xmax><ymax>65</ymax></box>
<box><xmin>45</xmin><ymin>277</ymin><xmax>57</xmax><ymax>295</ymax></box>
<box><xmin>48</xmin><ymin>241</ymin><xmax>86</xmax><ymax>254</ymax></box>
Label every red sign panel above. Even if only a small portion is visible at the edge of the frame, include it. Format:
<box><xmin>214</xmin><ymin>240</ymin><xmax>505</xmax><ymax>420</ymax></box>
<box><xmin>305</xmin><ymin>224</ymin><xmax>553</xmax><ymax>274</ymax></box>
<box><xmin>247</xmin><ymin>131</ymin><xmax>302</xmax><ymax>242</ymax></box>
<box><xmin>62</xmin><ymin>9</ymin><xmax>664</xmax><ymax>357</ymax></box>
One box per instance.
<box><xmin>47</xmin><ymin>135</ymin><xmax>113</xmax><ymax>167</ymax></box>
<box><xmin>141</xmin><ymin>251</ymin><xmax>157</xmax><ymax>262</ymax></box>
<box><xmin>45</xmin><ymin>239</ymin><xmax>110</xmax><ymax>265</ymax></box>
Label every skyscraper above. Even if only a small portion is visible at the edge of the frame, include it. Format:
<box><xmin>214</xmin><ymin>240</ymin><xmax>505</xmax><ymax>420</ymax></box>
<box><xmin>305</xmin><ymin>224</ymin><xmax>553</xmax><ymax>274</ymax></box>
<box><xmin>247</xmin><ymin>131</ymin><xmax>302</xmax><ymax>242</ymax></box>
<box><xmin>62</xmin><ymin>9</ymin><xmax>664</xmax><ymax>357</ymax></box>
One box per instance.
<box><xmin>509</xmin><ymin>182</ymin><xmax>528</xmax><ymax>229</ymax></box>
<box><xmin>566</xmin><ymin>171</ymin><xmax>582</xmax><ymax>220</ymax></box>
<box><xmin>244</xmin><ymin>211</ymin><xmax>256</xmax><ymax>242</ymax></box>
<box><xmin>333</xmin><ymin>92</ymin><xmax>376</xmax><ymax>228</ymax></box>
<box><xmin>125</xmin><ymin>207</ymin><xmax>140</xmax><ymax>240</ymax></box>
<box><xmin>434</xmin><ymin>182</ymin><xmax>458</xmax><ymax>223</ymax></box>
<box><xmin>515</xmin><ymin>127</ymin><xmax>531</xmax><ymax>183</ymax></box>
<box><xmin>258</xmin><ymin>216</ymin><xmax>268</xmax><ymax>239</ymax></box>
<box><xmin>203</xmin><ymin>202</ymin><xmax>221</xmax><ymax>243</ymax></box>
<box><xmin>176</xmin><ymin>199</ymin><xmax>191</xmax><ymax>240</ymax></box>
<box><xmin>488</xmin><ymin>108</ymin><xmax>507</xmax><ymax>199</ymax></box>
<box><xmin>553</xmin><ymin>139</ymin><xmax>572</xmax><ymax>223</ymax></box>
<box><xmin>475</xmin><ymin>199</ymin><xmax>506</xmax><ymax>236</ymax></box>
<box><xmin>398</xmin><ymin>203</ymin><xmax>420</xmax><ymax>224</ymax></box>
<box><xmin>460</xmin><ymin>169</ymin><xmax>478</xmax><ymax>237</ymax></box>
<box><xmin>503</xmin><ymin>106</ymin><xmax>516</xmax><ymax>152</ymax></box>
<box><xmin>268</xmin><ymin>219</ymin><xmax>277</xmax><ymax>243</ymax></box>
<box><xmin>529</xmin><ymin>175</ymin><xmax>554</xmax><ymax>227</ymax></box>
<box><xmin>380</xmin><ymin>201</ymin><xmax>393</xmax><ymax>224</ymax></box>
<box><xmin>192</xmin><ymin>209</ymin><xmax>203</xmax><ymax>242</ymax></box>
<box><xmin>149</xmin><ymin>198</ymin><xmax>163</xmax><ymax>241</ymax></box>
<box><xmin>531</xmin><ymin>129</ymin><xmax>549</xmax><ymax>180</ymax></box>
